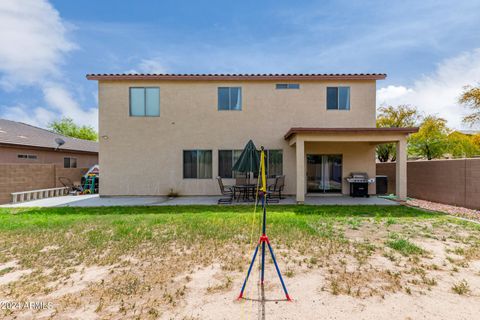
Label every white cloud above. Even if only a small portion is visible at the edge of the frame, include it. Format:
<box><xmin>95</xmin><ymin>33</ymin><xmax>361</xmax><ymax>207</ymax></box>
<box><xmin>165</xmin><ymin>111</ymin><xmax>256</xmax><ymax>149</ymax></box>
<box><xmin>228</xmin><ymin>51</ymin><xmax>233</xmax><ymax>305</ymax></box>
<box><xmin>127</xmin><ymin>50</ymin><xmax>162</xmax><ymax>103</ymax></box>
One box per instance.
<box><xmin>377</xmin><ymin>86</ymin><xmax>414</xmax><ymax>102</ymax></box>
<box><xmin>377</xmin><ymin>49</ymin><xmax>480</xmax><ymax>129</ymax></box>
<box><xmin>42</xmin><ymin>84</ymin><xmax>98</xmax><ymax>128</ymax></box>
<box><xmin>137</xmin><ymin>59</ymin><xmax>167</xmax><ymax>73</ymax></box>
<box><xmin>1</xmin><ymin>104</ymin><xmax>56</xmax><ymax>127</ymax></box>
<box><xmin>0</xmin><ymin>0</ymin><xmax>98</xmax><ymax>129</ymax></box>
<box><xmin>127</xmin><ymin>58</ymin><xmax>168</xmax><ymax>74</ymax></box>
<box><xmin>0</xmin><ymin>0</ymin><xmax>75</xmax><ymax>87</ymax></box>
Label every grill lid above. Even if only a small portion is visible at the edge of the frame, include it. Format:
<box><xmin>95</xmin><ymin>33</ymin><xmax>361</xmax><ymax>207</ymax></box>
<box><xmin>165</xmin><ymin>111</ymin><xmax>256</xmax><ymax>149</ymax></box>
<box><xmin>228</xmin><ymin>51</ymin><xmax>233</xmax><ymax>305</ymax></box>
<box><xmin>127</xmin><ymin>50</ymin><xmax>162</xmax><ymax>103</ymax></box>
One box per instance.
<box><xmin>345</xmin><ymin>172</ymin><xmax>375</xmax><ymax>183</ymax></box>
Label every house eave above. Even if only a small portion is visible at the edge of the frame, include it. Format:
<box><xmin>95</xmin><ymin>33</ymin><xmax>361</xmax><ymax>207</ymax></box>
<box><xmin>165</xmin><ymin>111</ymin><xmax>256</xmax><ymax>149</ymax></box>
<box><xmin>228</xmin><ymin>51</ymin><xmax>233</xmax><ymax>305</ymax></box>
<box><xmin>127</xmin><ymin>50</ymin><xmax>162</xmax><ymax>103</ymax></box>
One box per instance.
<box><xmin>86</xmin><ymin>73</ymin><xmax>387</xmax><ymax>81</ymax></box>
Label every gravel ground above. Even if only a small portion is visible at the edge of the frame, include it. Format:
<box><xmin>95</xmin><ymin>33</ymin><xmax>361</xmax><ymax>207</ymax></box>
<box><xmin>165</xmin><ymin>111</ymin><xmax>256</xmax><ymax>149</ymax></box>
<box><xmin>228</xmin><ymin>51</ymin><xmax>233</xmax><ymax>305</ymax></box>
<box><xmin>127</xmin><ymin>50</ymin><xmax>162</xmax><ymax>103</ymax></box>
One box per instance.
<box><xmin>407</xmin><ymin>198</ymin><xmax>480</xmax><ymax>222</ymax></box>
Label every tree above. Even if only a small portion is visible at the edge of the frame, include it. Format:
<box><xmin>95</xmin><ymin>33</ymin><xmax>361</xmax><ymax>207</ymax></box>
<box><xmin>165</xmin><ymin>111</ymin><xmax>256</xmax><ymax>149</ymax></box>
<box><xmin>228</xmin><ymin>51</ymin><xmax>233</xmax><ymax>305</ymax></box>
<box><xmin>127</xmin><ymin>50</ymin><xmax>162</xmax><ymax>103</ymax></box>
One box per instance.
<box><xmin>376</xmin><ymin>105</ymin><xmax>419</xmax><ymax>162</ymax></box>
<box><xmin>48</xmin><ymin>118</ymin><xmax>98</xmax><ymax>141</ymax></box>
<box><xmin>408</xmin><ymin>116</ymin><xmax>450</xmax><ymax>160</ymax></box>
<box><xmin>459</xmin><ymin>85</ymin><xmax>480</xmax><ymax>126</ymax></box>
<box><xmin>447</xmin><ymin>132</ymin><xmax>480</xmax><ymax>158</ymax></box>
<box><xmin>472</xmin><ymin>133</ymin><xmax>480</xmax><ymax>148</ymax></box>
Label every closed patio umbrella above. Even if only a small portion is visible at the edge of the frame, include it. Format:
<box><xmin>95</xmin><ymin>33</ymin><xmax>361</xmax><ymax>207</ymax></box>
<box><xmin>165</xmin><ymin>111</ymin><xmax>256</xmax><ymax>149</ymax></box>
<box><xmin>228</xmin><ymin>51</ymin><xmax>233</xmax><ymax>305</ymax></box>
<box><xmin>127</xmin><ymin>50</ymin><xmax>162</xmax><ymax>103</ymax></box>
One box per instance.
<box><xmin>232</xmin><ymin>140</ymin><xmax>260</xmax><ymax>183</ymax></box>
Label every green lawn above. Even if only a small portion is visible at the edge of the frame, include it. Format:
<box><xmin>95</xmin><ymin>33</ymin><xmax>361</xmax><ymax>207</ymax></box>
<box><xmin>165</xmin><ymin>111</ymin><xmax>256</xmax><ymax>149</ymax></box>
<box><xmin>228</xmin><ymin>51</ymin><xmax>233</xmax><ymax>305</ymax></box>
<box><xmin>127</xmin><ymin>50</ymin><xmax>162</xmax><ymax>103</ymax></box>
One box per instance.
<box><xmin>0</xmin><ymin>205</ymin><xmax>479</xmax><ymax>318</ymax></box>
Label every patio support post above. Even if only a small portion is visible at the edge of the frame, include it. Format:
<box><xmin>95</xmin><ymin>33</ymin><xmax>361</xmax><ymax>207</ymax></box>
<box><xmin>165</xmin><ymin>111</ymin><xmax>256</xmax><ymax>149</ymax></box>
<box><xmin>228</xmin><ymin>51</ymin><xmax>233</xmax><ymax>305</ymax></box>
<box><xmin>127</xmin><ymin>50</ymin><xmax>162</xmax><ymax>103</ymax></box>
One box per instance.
<box><xmin>296</xmin><ymin>138</ymin><xmax>305</xmax><ymax>203</ymax></box>
<box><xmin>396</xmin><ymin>137</ymin><xmax>407</xmax><ymax>200</ymax></box>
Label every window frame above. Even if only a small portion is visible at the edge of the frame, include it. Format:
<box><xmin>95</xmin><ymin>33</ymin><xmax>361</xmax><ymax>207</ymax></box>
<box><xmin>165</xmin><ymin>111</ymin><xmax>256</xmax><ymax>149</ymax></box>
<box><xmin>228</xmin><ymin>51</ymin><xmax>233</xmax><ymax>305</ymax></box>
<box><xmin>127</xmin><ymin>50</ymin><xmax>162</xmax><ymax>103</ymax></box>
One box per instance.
<box><xmin>275</xmin><ymin>83</ymin><xmax>300</xmax><ymax>90</ymax></box>
<box><xmin>254</xmin><ymin>149</ymin><xmax>284</xmax><ymax>178</ymax></box>
<box><xmin>326</xmin><ymin>86</ymin><xmax>350</xmax><ymax>111</ymax></box>
<box><xmin>218</xmin><ymin>149</ymin><xmax>243</xmax><ymax>178</ymax></box>
<box><xmin>217</xmin><ymin>87</ymin><xmax>242</xmax><ymax>111</ymax></box>
<box><xmin>183</xmin><ymin>149</ymin><xmax>213</xmax><ymax>179</ymax></box>
<box><xmin>129</xmin><ymin>87</ymin><xmax>160</xmax><ymax>117</ymax></box>
<box><xmin>64</xmin><ymin>157</ymin><xmax>77</xmax><ymax>168</ymax></box>
<box><xmin>265</xmin><ymin>149</ymin><xmax>283</xmax><ymax>178</ymax></box>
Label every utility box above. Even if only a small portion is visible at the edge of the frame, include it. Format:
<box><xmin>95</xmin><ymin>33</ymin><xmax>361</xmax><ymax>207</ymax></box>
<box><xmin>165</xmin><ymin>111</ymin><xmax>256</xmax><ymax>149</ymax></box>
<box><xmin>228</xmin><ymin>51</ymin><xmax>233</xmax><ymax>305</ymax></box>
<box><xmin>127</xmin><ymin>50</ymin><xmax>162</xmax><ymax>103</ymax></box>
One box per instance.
<box><xmin>376</xmin><ymin>175</ymin><xmax>388</xmax><ymax>195</ymax></box>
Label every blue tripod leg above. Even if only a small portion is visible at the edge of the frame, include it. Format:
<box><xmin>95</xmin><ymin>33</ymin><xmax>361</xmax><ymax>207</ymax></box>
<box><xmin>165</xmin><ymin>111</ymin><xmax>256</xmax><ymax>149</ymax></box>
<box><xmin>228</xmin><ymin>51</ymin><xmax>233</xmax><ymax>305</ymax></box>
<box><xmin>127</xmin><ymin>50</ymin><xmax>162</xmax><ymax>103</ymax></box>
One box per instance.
<box><xmin>266</xmin><ymin>241</ymin><xmax>292</xmax><ymax>301</ymax></box>
<box><xmin>238</xmin><ymin>242</ymin><xmax>260</xmax><ymax>299</ymax></box>
<box><xmin>261</xmin><ymin>241</ymin><xmax>266</xmax><ymax>284</ymax></box>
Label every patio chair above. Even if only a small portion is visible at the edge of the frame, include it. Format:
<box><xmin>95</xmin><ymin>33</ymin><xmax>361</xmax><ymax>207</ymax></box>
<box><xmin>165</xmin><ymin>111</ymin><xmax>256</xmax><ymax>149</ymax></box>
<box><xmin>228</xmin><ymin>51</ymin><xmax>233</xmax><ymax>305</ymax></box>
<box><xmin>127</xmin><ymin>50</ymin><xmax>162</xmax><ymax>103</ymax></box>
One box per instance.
<box><xmin>235</xmin><ymin>176</ymin><xmax>248</xmax><ymax>185</ymax></box>
<box><xmin>268</xmin><ymin>175</ymin><xmax>285</xmax><ymax>200</ymax></box>
<box><xmin>217</xmin><ymin>177</ymin><xmax>234</xmax><ymax>204</ymax></box>
<box><xmin>58</xmin><ymin>176</ymin><xmax>83</xmax><ymax>195</ymax></box>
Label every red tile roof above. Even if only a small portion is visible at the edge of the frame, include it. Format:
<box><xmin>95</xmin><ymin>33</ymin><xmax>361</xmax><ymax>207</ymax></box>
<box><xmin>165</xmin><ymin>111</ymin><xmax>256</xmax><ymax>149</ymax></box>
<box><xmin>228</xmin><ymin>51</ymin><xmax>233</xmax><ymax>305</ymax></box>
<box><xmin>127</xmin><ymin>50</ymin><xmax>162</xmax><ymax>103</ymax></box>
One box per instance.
<box><xmin>86</xmin><ymin>73</ymin><xmax>387</xmax><ymax>81</ymax></box>
<box><xmin>284</xmin><ymin>127</ymin><xmax>419</xmax><ymax>140</ymax></box>
<box><xmin>0</xmin><ymin>119</ymin><xmax>98</xmax><ymax>153</ymax></box>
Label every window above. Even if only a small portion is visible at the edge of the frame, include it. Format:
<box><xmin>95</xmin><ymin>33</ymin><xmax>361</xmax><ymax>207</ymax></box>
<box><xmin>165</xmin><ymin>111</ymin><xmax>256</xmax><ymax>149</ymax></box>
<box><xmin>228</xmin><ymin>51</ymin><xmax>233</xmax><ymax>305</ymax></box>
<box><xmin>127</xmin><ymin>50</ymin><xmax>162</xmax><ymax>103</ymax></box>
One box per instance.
<box><xmin>130</xmin><ymin>87</ymin><xmax>160</xmax><ymax>116</ymax></box>
<box><xmin>254</xmin><ymin>149</ymin><xmax>283</xmax><ymax>178</ymax></box>
<box><xmin>218</xmin><ymin>150</ymin><xmax>243</xmax><ymax>178</ymax></box>
<box><xmin>276</xmin><ymin>83</ymin><xmax>300</xmax><ymax>89</ymax></box>
<box><xmin>17</xmin><ymin>154</ymin><xmax>37</xmax><ymax>160</ymax></box>
<box><xmin>327</xmin><ymin>87</ymin><xmax>350</xmax><ymax>110</ymax></box>
<box><xmin>265</xmin><ymin>150</ymin><xmax>283</xmax><ymax>178</ymax></box>
<box><xmin>218</xmin><ymin>87</ymin><xmax>242</xmax><ymax>110</ymax></box>
<box><xmin>183</xmin><ymin>150</ymin><xmax>212</xmax><ymax>179</ymax></box>
<box><xmin>64</xmin><ymin>157</ymin><xmax>77</xmax><ymax>168</ymax></box>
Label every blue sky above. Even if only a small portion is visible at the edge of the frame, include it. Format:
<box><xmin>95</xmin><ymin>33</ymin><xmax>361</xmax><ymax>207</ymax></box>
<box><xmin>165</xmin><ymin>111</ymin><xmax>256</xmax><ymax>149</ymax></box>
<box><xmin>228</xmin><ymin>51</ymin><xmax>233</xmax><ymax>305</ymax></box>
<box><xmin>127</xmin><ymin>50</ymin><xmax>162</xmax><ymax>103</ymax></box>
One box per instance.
<box><xmin>1</xmin><ymin>0</ymin><xmax>480</xmax><ymax>129</ymax></box>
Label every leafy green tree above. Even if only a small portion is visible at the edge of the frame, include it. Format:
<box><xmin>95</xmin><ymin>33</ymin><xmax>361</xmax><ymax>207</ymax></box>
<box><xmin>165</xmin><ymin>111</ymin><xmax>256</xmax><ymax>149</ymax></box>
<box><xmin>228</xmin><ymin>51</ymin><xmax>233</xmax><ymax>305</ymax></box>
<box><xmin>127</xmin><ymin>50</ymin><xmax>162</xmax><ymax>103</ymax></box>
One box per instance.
<box><xmin>459</xmin><ymin>85</ymin><xmax>480</xmax><ymax>126</ymax></box>
<box><xmin>376</xmin><ymin>105</ymin><xmax>419</xmax><ymax>162</ymax></box>
<box><xmin>409</xmin><ymin>116</ymin><xmax>450</xmax><ymax>160</ymax></box>
<box><xmin>447</xmin><ymin>132</ymin><xmax>480</xmax><ymax>158</ymax></box>
<box><xmin>48</xmin><ymin>118</ymin><xmax>98</xmax><ymax>141</ymax></box>
<box><xmin>472</xmin><ymin>133</ymin><xmax>480</xmax><ymax>148</ymax></box>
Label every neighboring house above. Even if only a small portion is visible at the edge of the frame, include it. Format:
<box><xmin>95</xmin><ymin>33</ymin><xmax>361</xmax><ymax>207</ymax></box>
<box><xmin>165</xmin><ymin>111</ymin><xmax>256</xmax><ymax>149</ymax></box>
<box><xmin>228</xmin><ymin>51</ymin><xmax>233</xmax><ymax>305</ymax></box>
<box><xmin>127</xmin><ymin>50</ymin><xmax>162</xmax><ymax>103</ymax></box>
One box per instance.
<box><xmin>0</xmin><ymin>119</ymin><xmax>98</xmax><ymax>168</ymax></box>
<box><xmin>87</xmin><ymin>73</ymin><xmax>417</xmax><ymax>203</ymax></box>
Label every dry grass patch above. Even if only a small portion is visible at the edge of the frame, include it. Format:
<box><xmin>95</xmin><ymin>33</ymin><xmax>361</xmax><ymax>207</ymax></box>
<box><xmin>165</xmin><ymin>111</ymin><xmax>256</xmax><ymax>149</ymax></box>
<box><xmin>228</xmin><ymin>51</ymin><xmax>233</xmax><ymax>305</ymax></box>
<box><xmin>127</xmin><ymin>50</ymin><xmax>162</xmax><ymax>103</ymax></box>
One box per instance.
<box><xmin>0</xmin><ymin>205</ymin><xmax>479</xmax><ymax>319</ymax></box>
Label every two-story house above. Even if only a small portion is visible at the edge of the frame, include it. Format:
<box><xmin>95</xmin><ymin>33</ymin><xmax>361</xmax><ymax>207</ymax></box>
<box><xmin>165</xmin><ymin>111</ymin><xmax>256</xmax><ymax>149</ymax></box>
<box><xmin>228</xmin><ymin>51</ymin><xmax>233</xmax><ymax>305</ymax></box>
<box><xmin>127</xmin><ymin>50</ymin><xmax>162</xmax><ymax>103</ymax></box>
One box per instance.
<box><xmin>87</xmin><ymin>73</ymin><xmax>417</xmax><ymax>203</ymax></box>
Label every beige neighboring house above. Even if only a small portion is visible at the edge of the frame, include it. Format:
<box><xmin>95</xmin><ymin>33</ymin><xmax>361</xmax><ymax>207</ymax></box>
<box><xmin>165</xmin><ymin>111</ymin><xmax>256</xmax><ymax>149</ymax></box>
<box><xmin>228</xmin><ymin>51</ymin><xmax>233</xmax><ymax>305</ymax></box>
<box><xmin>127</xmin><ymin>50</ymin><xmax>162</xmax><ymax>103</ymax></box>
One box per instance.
<box><xmin>87</xmin><ymin>73</ymin><xmax>417</xmax><ymax>203</ymax></box>
<box><xmin>0</xmin><ymin>119</ymin><xmax>98</xmax><ymax>168</ymax></box>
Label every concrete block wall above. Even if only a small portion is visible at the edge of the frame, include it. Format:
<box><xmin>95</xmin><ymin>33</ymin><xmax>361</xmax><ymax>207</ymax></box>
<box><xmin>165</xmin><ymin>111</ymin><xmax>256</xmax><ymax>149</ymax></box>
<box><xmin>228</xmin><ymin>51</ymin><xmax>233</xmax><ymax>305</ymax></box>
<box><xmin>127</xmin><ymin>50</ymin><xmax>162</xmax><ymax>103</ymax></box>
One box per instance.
<box><xmin>0</xmin><ymin>164</ymin><xmax>88</xmax><ymax>204</ymax></box>
<box><xmin>376</xmin><ymin>158</ymin><xmax>480</xmax><ymax>210</ymax></box>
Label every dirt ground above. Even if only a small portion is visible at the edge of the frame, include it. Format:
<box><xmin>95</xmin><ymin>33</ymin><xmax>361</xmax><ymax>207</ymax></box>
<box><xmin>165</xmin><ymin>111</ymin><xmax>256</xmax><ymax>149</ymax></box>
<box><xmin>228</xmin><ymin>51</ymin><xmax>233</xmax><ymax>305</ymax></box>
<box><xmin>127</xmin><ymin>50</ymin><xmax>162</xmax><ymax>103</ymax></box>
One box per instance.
<box><xmin>3</xmin><ymin>236</ymin><xmax>480</xmax><ymax>319</ymax></box>
<box><xmin>1</xmin><ymin>206</ymin><xmax>480</xmax><ymax>319</ymax></box>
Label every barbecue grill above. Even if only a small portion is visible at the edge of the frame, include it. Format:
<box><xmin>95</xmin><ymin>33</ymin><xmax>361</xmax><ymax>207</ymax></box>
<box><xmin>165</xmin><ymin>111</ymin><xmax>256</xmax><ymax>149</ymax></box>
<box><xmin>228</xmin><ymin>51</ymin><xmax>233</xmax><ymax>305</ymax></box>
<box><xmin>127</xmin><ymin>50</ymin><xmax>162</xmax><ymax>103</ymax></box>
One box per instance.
<box><xmin>345</xmin><ymin>172</ymin><xmax>375</xmax><ymax>197</ymax></box>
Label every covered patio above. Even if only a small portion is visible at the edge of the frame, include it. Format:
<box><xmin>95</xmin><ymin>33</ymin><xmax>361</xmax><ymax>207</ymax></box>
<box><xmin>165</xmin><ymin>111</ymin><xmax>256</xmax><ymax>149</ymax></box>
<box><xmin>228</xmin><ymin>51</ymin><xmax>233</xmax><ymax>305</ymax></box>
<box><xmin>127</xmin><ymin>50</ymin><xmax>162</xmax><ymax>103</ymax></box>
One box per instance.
<box><xmin>284</xmin><ymin>127</ymin><xmax>418</xmax><ymax>203</ymax></box>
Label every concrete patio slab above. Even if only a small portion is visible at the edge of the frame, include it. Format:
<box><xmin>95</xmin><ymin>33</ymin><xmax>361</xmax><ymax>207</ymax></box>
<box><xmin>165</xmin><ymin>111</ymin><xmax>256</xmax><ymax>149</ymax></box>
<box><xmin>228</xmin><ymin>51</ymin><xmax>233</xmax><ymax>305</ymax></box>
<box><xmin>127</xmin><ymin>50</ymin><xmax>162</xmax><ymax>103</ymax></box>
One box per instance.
<box><xmin>1</xmin><ymin>194</ymin><xmax>398</xmax><ymax>207</ymax></box>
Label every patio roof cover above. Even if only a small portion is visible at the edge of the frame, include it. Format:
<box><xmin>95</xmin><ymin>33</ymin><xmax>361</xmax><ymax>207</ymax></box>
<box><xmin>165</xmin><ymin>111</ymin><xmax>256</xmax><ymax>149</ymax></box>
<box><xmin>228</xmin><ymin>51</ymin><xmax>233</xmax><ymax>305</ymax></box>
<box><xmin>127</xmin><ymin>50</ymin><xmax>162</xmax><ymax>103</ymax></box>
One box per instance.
<box><xmin>284</xmin><ymin>127</ymin><xmax>419</xmax><ymax>140</ymax></box>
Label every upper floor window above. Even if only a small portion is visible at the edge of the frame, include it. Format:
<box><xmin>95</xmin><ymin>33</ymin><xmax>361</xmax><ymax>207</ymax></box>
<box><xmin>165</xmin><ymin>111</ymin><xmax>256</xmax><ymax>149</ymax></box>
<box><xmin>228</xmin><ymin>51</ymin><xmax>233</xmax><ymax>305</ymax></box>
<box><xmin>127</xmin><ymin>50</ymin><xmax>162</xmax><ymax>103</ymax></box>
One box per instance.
<box><xmin>64</xmin><ymin>157</ymin><xmax>77</xmax><ymax>168</ymax></box>
<box><xmin>276</xmin><ymin>83</ymin><xmax>300</xmax><ymax>90</ymax></box>
<box><xmin>183</xmin><ymin>150</ymin><xmax>212</xmax><ymax>179</ymax></box>
<box><xmin>218</xmin><ymin>87</ymin><xmax>241</xmax><ymax>110</ymax></box>
<box><xmin>218</xmin><ymin>149</ymin><xmax>243</xmax><ymax>178</ymax></box>
<box><xmin>130</xmin><ymin>87</ymin><xmax>160</xmax><ymax>116</ymax></box>
<box><xmin>327</xmin><ymin>87</ymin><xmax>350</xmax><ymax>110</ymax></box>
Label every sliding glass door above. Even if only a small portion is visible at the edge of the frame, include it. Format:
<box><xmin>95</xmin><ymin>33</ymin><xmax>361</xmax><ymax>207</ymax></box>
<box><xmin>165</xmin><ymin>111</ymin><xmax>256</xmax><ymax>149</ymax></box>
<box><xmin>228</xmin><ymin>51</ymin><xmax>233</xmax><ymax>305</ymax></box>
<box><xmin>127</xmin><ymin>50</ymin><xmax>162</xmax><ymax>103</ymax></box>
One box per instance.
<box><xmin>306</xmin><ymin>155</ymin><xmax>342</xmax><ymax>193</ymax></box>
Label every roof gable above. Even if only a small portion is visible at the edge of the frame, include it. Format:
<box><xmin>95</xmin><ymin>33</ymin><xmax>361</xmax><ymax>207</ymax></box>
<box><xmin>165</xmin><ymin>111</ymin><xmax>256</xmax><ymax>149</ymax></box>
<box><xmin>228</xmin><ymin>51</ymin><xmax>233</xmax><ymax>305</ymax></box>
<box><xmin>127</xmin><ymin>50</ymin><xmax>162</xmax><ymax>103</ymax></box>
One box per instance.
<box><xmin>0</xmin><ymin>119</ymin><xmax>98</xmax><ymax>153</ymax></box>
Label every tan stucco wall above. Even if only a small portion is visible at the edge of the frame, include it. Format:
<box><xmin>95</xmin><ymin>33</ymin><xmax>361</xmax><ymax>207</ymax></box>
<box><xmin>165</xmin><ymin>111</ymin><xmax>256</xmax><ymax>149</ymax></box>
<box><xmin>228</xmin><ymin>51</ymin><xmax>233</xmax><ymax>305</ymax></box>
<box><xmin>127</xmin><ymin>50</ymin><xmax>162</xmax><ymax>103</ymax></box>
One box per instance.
<box><xmin>98</xmin><ymin>79</ymin><xmax>378</xmax><ymax>196</ymax></box>
<box><xmin>0</xmin><ymin>146</ymin><xmax>98</xmax><ymax>168</ymax></box>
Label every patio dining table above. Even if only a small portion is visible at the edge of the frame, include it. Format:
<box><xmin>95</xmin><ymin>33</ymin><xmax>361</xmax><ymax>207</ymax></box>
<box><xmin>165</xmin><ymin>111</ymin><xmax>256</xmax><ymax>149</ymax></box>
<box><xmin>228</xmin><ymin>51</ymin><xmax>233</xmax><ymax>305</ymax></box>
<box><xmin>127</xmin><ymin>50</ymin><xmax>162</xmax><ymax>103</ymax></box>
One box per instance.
<box><xmin>233</xmin><ymin>184</ymin><xmax>258</xmax><ymax>202</ymax></box>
